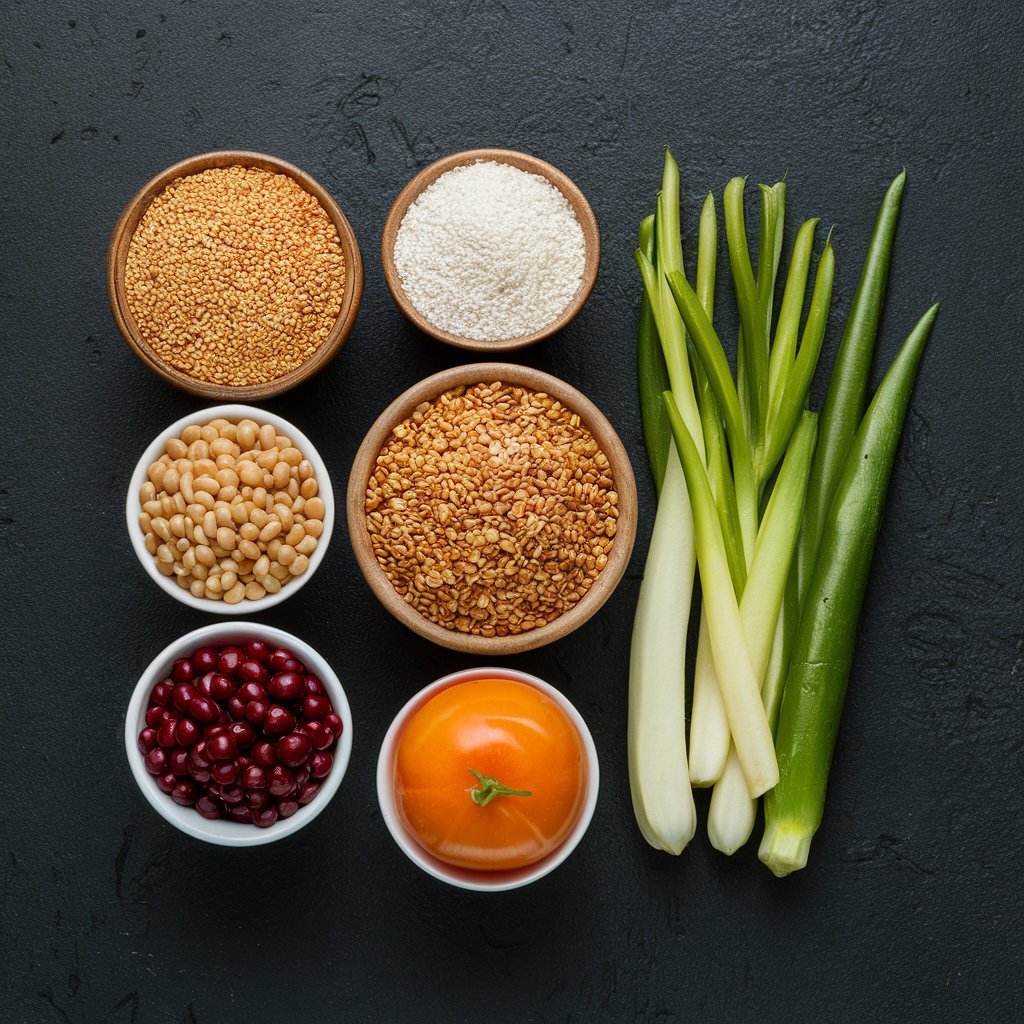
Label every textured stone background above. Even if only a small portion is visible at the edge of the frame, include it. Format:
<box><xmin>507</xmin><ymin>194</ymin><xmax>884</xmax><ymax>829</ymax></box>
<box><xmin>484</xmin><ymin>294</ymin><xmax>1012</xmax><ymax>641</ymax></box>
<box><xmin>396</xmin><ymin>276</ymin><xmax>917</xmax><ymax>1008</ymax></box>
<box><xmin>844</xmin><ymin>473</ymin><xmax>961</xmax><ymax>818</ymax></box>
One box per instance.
<box><xmin>2</xmin><ymin>2</ymin><xmax>1022</xmax><ymax>1021</ymax></box>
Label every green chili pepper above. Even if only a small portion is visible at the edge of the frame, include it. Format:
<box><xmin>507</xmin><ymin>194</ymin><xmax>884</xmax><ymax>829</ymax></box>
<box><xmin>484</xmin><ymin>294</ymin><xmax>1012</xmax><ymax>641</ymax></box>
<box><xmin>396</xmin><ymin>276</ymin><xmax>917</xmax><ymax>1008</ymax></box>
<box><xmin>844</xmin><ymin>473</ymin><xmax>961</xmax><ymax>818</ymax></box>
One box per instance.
<box><xmin>759</xmin><ymin>302</ymin><xmax>939</xmax><ymax>877</ymax></box>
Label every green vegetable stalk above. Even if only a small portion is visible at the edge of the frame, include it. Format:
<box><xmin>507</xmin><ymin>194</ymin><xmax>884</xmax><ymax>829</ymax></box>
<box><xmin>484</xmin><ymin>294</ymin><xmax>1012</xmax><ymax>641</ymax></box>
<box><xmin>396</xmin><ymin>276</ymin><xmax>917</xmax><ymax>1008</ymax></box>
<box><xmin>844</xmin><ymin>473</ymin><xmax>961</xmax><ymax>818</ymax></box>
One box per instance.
<box><xmin>760</xmin><ymin>303</ymin><xmax>938</xmax><ymax>876</ymax></box>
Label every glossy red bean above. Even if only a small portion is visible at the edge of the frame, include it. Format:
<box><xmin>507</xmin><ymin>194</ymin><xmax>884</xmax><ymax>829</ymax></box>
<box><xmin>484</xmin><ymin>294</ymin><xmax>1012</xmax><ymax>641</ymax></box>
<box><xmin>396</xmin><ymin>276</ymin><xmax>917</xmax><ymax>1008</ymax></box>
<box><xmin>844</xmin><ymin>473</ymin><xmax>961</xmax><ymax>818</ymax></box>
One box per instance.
<box><xmin>283</xmin><ymin>658</ymin><xmax>304</xmax><ymax>674</ymax></box>
<box><xmin>263</xmin><ymin>705</ymin><xmax>295</xmax><ymax>737</ymax></box>
<box><xmin>304</xmin><ymin>673</ymin><xmax>324</xmax><ymax>695</ymax></box>
<box><xmin>236</xmin><ymin>681</ymin><xmax>265</xmax><ymax>704</ymax></box>
<box><xmin>276</xmin><ymin>733</ymin><xmax>312</xmax><ymax>767</ymax></box>
<box><xmin>252</xmin><ymin>807</ymin><xmax>279</xmax><ymax>828</ymax></box>
<box><xmin>295</xmin><ymin>767</ymin><xmax>311</xmax><ymax>789</ymax></box>
<box><xmin>310</xmin><ymin>752</ymin><xmax>333</xmax><ymax>779</ymax></box>
<box><xmin>268</xmin><ymin>672</ymin><xmax>305</xmax><ymax>702</ymax></box>
<box><xmin>169</xmin><ymin>749</ymin><xmax>190</xmax><ymax>775</ymax></box>
<box><xmin>302</xmin><ymin>694</ymin><xmax>330</xmax><ymax>720</ymax></box>
<box><xmin>175</xmin><ymin>718</ymin><xmax>201</xmax><ymax>747</ymax></box>
<box><xmin>157</xmin><ymin>717</ymin><xmax>178</xmax><ymax>748</ymax></box>
<box><xmin>151</xmin><ymin>680</ymin><xmax>173</xmax><ymax>707</ymax></box>
<box><xmin>171</xmin><ymin>658</ymin><xmax>195</xmax><ymax>684</ymax></box>
<box><xmin>237</xmin><ymin>659</ymin><xmax>268</xmax><ymax>686</ymax></box>
<box><xmin>196</xmin><ymin>672</ymin><xmax>217</xmax><ymax>699</ymax></box>
<box><xmin>157</xmin><ymin>772</ymin><xmax>177</xmax><ymax>794</ymax></box>
<box><xmin>217</xmin><ymin>646</ymin><xmax>244</xmax><ymax>675</ymax></box>
<box><xmin>192</xmin><ymin>647</ymin><xmax>218</xmax><ymax>672</ymax></box>
<box><xmin>297</xmin><ymin>782</ymin><xmax>320</xmax><ymax>805</ymax></box>
<box><xmin>325</xmin><ymin>712</ymin><xmax>343</xmax><ymax>735</ymax></box>
<box><xmin>209</xmin><ymin>674</ymin><xmax>234</xmax><ymax>701</ymax></box>
<box><xmin>211</xmin><ymin>760</ymin><xmax>239</xmax><ymax>785</ymax></box>
<box><xmin>267</xmin><ymin>764</ymin><xmax>296</xmax><ymax>798</ymax></box>
<box><xmin>242</xmin><ymin>765</ymin><xmax>267</xmax><ymax>790</ymax></box>
<box><xmin>203</xmin><ymin>723</ymin><xmax>226</xmax><ymax>739</ymax></box>
<box><xmin>145</xmin><ymin>705</ymin><xmax>163</xmax><ymax>727</ymax></box>
<box><xmin>245</xmin><ymin>700</ymin><xmax>269</xmax><ymax>726</ymax></box>
<box><xmin>220</xmin><ymin>784</ymin><xmax>244</xmax><ymax>805</ymax></box>
<box><xmin>227</xmin><ymin>804</ymin><xmax>252</xmax><ymax>823</ymax></box>
<box><xmin>228</xmin><ymin>721</ymin><xmax>256</xmax><ymax>750</ymax></box>
<box><xmin>268</xmin><ymin>648</ymin><xmax>292</xmax><ymax>672</ymax></box>
<box><xmin>195</xmin><ymin>796</ymin><xmax>222</xmax><ymax>820</ymax></box>
<box><xmin>138</xmin><ymin>727</ymin><xmax>159</xmax><ymax>754</ymax></box>
<box><xmin>171</xmin><ymin>781</ymin><xmax>197</xmax><ymax>806</ymax></box>
<box><xmin>189</xmin><ymin>695</ymin><xmax>219</xmax><ymax>724</ymax></box>
<box><xmin>189</xmin><ymin>741</ymin><xmax>211</xmax><ymax>768</ymax></box>
<box><xmin>244</xmin><ymin>639</ymin><xmax>272</xmax><ymax>663</ymax></box>
<box><xmin>189</xmin><ymin>764</ymin><xmax>212</xmax><ymax>784</ymax></box>
<box><xmin>308</xmin><ymin>724</ymin><xmax>335</xmax><ymax>751</ymax></box>
<box><xmin>227</xmin><ymin>695</ymin><xmax>247</xmax><ymax>720</ymax></box>
<box><xmin>206</xmin><ymin>733</ymin><xmax>238</xmax><ymax>761</ymax></box>
<box><xmin>247</xmin><ymin>790</ymin><xmax>270</xmax><ymax>811</ymax></box>
<box><xmin>277</xmin><ymin>800</ymin><xmax>299</xmax><ymax>819</ymax></box>
<box><xmin>172</xmin><ymin>684</ymin><xmax>197</xmax><ymax>713</ymax></box>
<box><xmin>251</xmin><ymin>742</ymin><xmax>275</xmax><ymax>768</ymax></box>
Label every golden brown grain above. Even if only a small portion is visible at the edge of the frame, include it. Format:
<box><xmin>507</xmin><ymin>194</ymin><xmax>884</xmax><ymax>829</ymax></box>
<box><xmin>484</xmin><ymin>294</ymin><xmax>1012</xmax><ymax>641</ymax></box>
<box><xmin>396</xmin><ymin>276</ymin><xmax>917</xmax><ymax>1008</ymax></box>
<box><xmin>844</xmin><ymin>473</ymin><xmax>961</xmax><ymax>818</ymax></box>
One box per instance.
<box><xmin>124</xmin><ymin>166</ymin><xmax>346</xmax><ymax>387</ymax></box>
<box><xmin>365</xmin><ymin>382</ymin><xmax>618</xmax><ymax>637</ymax></box>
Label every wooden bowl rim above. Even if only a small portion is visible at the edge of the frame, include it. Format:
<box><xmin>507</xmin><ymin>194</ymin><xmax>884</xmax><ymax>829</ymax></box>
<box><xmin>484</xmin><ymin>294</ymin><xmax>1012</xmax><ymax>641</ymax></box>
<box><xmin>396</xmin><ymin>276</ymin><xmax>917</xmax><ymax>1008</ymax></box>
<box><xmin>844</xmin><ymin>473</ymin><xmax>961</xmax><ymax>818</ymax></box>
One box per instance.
<box><xmin>380</xmin><ymin>148</ymin><xmax>600</xmax><ymax>353</ymax></box>
<box><xmin>346</xmin><ymin>362</ymin><xmax>637</xmax><ymax>655</ymax></box>
<box><xmin>107</xmin><ymin>149</ymin><xmax>364</xmax><ymax>401</ymax></box>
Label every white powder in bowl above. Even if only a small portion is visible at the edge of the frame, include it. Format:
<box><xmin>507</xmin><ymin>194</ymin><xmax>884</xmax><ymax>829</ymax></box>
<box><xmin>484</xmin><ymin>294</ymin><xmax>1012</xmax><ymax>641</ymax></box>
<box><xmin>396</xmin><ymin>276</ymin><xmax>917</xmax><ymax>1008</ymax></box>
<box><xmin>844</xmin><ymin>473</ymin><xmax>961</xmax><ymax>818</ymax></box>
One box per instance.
<box><xmin>392</xmin><ymin>160</ymin><xmax>588</xmax><ymax>342</ymax></box>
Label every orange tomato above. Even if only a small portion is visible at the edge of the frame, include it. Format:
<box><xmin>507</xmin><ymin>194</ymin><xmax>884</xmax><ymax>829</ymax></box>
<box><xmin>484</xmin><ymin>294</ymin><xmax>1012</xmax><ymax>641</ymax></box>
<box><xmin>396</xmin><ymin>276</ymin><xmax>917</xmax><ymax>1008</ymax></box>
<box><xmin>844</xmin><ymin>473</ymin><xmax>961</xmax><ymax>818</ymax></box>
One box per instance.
<box><xmin>393</xmin><ymin>677</ymin><xmax>587</xmax><ymax>871</ymax></box>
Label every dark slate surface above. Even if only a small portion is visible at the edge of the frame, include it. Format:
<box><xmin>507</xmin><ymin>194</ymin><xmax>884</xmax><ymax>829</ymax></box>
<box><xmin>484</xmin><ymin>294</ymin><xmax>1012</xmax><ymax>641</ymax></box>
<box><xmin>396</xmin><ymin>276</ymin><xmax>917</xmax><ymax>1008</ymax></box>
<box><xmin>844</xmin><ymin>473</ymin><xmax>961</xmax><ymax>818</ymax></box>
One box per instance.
<box><xmin>3</xmin><ymin>2</ymin><xmax>1022</xmax><ymax>1021</ymax></box>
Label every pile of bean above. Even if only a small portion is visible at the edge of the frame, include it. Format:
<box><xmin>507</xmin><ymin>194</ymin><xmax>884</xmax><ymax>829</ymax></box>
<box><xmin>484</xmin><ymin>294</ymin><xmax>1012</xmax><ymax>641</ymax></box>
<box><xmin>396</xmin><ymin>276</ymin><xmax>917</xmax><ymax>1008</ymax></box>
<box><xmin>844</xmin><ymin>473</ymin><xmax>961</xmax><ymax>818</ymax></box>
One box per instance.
<box><xmin>139</xmin><ymin>417</ymin><xmax>326</xmax><ymax>603</ymax></box>
<box><xmin>365</xmin><ymin>382</ymin><xmax>618</xmax><ymax>636</ymax></box>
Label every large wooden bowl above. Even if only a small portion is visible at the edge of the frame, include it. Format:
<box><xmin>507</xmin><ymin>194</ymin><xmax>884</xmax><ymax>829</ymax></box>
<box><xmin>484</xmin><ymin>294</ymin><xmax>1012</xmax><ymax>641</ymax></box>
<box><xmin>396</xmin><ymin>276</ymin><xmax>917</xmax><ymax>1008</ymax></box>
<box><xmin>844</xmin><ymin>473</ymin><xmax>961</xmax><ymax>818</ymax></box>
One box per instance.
<box><xmin>380</xmin><ymin>149</ymin><xmax>600</xmax><ymax>353</ymax></box>
<box><xmin>107</xmin><ymin>150</ymin><xmax>363</xmax><ymax>401</ymax></box>
<box><xmin>347</xmin><ymin>363</ymin><xmax>637</xmax><ymax>655</ymax></box>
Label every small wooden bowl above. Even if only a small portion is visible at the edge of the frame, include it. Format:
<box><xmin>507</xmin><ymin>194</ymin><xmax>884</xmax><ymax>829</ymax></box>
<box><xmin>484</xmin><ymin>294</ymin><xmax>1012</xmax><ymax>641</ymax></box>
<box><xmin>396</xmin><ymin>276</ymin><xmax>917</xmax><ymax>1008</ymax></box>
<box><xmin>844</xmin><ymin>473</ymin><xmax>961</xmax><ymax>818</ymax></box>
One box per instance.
<box><xmin>107</xmin><ymin>150</ymin><xmax>364</xmax><ymax>401</ymax></box>
<box><xmin>347</xmin><ymin>363</ymin><xmax>636</xmax><ymax>655</ymax></box>
<box><xmin>380</xmin><ymin>149</ymin><xmax>600</xmax><ymax>353</ymax></box>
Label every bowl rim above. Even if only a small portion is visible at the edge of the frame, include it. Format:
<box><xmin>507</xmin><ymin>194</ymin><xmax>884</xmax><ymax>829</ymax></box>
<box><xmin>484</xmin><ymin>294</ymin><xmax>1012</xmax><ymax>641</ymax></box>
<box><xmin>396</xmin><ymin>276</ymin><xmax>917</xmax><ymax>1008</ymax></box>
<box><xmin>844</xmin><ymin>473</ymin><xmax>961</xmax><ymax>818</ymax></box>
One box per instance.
<box><xmin>375</xmin><ymin>666</ymin><xmax>599</xmax><ymax>891</ymax></box>
<box><xmin>125</xmin><ymin>621</ymin><xmax>353</xmax><ymax>847</ymax></box>
<box><xmin>346</xmin><ymin>362</ymin><xmax>637</xmax><ymax>654</ymax></box>
<box><xmin>380</xmin><ymin>147</ymin><xmax>600</xmax><ymax>352</ymax></box>
<box><xmin>107</xmin><ymin>149</ymin><xmax>364</xmax><ymax>400</ymax></box>
<box><xmin>126</xmin><ymin>403</ymin><xmax>335</xmax><ymax>614</ymax></box>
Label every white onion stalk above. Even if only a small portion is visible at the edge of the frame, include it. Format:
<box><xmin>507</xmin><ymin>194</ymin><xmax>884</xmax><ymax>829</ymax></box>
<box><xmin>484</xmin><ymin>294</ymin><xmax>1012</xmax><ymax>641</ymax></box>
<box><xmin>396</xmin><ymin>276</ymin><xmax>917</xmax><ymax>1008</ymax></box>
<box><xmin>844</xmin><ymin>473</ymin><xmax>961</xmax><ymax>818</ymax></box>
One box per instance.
<box><xmin>628</xmin><ymin>446</ymin><xmax>696</xmax><ymax>853</ymax></box>
<box><xmin>663</xmin><ymin>395</ymin><xmax>779</xmax><ymax>797</ymax></box>
<box><xmin>708</xmin><ymin>415</ymin><xmax>817</xmax><ymax>851</ymax></box>
<box><xmin>688</xmin><ymin>610</ymin><xmax>730</xmax><ymax>786</ymax></box>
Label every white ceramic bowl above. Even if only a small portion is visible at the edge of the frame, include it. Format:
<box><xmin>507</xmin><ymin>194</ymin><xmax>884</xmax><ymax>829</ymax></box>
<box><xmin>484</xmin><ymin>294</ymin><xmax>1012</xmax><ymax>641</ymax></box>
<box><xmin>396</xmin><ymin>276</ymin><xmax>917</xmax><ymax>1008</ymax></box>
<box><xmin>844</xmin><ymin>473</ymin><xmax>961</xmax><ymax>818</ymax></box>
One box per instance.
<box><xmin>126</xmin><ymin>403</ymin><xmax>334</xmax><ymax>613</ymax></box>
<box><xmin>376</xmin><ymin>666</ymin><xmax>599</xmax><ymax>891</ymax></box>
<box><xmin>126</xmin><ymin>622</ymin><xmax>353</xmax><ymax>846</ymax></box>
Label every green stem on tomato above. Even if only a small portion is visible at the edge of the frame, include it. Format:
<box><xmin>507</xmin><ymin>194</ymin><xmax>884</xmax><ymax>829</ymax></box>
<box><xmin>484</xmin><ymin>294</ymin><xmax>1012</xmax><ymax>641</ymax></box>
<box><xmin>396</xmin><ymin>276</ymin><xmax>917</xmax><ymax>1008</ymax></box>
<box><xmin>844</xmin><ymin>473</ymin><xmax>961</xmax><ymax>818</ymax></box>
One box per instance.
<box><xmin>469</xmin><ymin>769</ymin><xmax>532</xmax><ymax>807</ymax></box>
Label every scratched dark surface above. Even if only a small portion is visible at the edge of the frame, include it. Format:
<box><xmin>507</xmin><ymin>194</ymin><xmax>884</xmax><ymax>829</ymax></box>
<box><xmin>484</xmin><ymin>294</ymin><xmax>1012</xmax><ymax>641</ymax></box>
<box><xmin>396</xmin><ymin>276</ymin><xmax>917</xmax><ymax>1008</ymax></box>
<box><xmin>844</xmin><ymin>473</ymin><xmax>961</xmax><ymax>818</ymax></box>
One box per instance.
<box><xmin>2</xmin><ymin>1</ymin><xmax>1023</xmax><ymax>1021</ymax></box>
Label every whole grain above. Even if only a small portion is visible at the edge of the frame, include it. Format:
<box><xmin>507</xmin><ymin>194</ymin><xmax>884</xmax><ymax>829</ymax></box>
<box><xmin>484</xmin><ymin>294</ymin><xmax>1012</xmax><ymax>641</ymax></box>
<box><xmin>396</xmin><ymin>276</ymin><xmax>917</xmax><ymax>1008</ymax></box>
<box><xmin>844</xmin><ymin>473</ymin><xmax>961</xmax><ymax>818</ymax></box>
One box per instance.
<box><xmin>125</xmin><ymin>166</ymin><xmax>345</xmax><ymax>387</ymax></box>
<box><xmin>365</xmin><ymin>382</ymin><xmax>618</xmax><ymax>637</ymax></box>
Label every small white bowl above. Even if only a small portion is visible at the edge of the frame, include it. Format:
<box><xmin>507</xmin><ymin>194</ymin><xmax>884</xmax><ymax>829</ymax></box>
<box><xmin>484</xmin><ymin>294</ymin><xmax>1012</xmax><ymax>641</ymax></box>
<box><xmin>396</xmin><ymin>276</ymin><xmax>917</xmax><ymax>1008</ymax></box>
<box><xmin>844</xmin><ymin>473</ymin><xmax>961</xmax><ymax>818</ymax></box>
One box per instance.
<box><xmin>126</xmin><ymin>403</ymin><xmax>334</xmax><ymax>613</ymax></box>
<box><xmin>126</xmin><ymin>622</ymin><xmax>353</xmax><ymax>846</ymax></box>
<box><xmin>376</xmin><ymin>666</ymin><xmax>599</xmax><ymax>891</ymax></box>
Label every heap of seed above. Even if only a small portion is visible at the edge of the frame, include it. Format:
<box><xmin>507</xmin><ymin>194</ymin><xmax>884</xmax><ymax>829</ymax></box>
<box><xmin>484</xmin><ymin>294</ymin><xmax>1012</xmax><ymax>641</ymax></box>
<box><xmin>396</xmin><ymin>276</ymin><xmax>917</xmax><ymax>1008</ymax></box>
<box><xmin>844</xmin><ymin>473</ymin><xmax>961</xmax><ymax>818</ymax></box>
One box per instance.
<box><xmin>139</xmin><ymin>417</ymin><xmax>326</xmax><ymax>604</ymax></box>
<box><xmin>392</xmin><ymin>160</ymin><xmax>586</xmax><ymax>342</ymax></box>
<box><xmin>124</xmin><ymin>166</ymin><xmax>346</xmax><ymax>387</ymax></box>
<box><xmin>365</xmin><ymin>382</ymin><xmax>618</xmax><ymax>637</ymax></box>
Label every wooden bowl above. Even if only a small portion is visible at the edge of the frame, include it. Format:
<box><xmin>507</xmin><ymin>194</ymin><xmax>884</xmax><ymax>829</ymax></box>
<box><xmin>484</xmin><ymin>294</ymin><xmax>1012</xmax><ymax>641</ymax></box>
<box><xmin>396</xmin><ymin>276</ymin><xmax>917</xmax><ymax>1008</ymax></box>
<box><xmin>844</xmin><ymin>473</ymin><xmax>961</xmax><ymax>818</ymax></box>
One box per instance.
<box><xmin>380</xmin><ymin>149</ymin><xmax>600</xmax><ymax>353</ymax></box>
<box><xmin>347</xmin><ymin>363</ymin><xmax>636</xmax><ymax>655</ymax></box>
<box><xmin>107</xmin><ymin>150</ymin><xmax>364</xmax><ymax>401</ymax></box>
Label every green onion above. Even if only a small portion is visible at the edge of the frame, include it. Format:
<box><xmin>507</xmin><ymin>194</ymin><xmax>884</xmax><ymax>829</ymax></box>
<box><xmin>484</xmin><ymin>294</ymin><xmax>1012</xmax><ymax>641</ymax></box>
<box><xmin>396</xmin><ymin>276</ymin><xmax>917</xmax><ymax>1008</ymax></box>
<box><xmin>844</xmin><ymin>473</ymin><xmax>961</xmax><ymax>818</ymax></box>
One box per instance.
<box><xmin>760</xmin><ymin>303</ymin><xmax>938</xmax><ymax>876</ymax></box>
<box><xmin>627</xmin><ymin>150</ymin><xmax>699</xmax><ymax>854</ymax></box>
<box><xmin>663</xmin><ymin>393</ymin><xmax>779</xmax><ymax>797</ymax></box>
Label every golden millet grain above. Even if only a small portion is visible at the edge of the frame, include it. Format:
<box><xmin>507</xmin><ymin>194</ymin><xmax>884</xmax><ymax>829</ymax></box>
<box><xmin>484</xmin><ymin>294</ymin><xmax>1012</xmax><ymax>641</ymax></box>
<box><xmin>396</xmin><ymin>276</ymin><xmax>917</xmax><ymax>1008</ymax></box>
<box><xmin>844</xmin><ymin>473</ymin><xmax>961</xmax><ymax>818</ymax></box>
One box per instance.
<box><xmin>124</xmin><ymin>166</ymin><xmax>346</xmax><ymax>386</ymax></box>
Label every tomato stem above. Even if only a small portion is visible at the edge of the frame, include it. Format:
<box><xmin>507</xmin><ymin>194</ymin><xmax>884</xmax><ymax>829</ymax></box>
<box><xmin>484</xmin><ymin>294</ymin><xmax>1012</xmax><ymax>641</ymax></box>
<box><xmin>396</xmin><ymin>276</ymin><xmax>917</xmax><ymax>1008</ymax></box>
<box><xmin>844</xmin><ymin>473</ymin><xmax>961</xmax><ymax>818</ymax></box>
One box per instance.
<box><xmin>468</xmin><ymin>769</ymin><xmax>532</xmax><ymax>807</ymax></box>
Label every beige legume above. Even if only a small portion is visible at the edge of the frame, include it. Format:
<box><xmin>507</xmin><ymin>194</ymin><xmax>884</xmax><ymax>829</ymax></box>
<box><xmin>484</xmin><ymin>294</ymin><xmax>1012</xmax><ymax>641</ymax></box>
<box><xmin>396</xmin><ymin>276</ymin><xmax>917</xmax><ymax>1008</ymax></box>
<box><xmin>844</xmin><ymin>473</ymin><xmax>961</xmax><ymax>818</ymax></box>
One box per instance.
<box><xmin>139</xmin><ymin>416</ymin><xmax>323</xmax><ymax>603</ymax></box>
